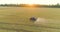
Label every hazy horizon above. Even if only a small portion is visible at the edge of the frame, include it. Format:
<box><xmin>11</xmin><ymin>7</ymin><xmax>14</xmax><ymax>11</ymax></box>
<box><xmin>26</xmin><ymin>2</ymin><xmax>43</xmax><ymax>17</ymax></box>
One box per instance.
<box><xmin>0</xmin><ymin>0</ymin><xmax>60</xmax><ymax>5</ymax></box>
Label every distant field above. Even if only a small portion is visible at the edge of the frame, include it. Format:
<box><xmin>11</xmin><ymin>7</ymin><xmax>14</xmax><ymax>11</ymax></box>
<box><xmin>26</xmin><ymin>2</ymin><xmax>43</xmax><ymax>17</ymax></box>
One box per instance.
<box><xmin>0</xmin><ymin>7</ymin><xmax>60</xmax><ymax>32</ymax></box>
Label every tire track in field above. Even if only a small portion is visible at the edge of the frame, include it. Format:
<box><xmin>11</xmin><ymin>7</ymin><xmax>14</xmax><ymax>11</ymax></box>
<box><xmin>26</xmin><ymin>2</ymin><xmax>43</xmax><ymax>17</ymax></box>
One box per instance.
<box><xmin>0</xmin><ymin>22</ymin><xmax>60</xmax><ymax>30</ymax></box>
<box><xmin>0</xmin><ymin>27</ymin><xmax>32</xmax><ymax>32</ymax></box>
<box><xmin>0</xmin><ymin>22</ymin><xmax>33</xmax><ymax>32</ymax></box>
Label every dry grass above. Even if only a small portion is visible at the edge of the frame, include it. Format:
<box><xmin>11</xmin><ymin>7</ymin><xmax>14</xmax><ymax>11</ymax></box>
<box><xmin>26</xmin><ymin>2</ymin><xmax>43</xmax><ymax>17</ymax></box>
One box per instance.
<box><xmin>0</xmin><ymin>7</ymin><xmax>60</xmax><ymax>32</ymax></box>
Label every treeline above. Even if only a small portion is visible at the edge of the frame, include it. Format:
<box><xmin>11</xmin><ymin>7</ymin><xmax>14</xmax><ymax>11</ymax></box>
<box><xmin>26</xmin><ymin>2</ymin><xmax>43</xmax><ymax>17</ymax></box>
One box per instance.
<box><xmin>43</xmin><ymin>3</ymin><xmax>60</xmax><ymax>8</ymax></box>
<box><xmin>0</xmin><ymin>4</ymin><xmax>19</xmax><ymax>7</ymax></box>
<box><xmin>0</xmin><ymin>3</ymin><xmax>60</xmax><ymax>8</ymax></box>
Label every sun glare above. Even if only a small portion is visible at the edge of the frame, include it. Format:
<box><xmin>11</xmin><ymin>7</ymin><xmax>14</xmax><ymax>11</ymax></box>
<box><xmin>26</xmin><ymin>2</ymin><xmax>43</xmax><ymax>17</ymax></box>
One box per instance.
<box><xmin>27</xmin><ymin>4</ymin><xmax>36</xmax><ymax>7</ymax></box>
<box><xmin>28</xmin><ymin>4</ymin><xmax>34</xmax><ymax>6</ymax></box>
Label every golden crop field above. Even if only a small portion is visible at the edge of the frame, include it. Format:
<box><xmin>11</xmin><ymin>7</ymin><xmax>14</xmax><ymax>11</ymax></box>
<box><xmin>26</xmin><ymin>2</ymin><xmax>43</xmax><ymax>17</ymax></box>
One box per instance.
<box><xmin>0</xmin><ymin>7</ymin><xmax>60</xmax><ymax>32</ymax></box>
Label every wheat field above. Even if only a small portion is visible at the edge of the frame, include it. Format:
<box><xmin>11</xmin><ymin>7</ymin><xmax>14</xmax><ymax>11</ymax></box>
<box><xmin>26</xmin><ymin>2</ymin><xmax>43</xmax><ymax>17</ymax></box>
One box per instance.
<box><xmin>0</xmin><ymin>7</ymin><xmax>60</xmax><ymax>32</ymax></box>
